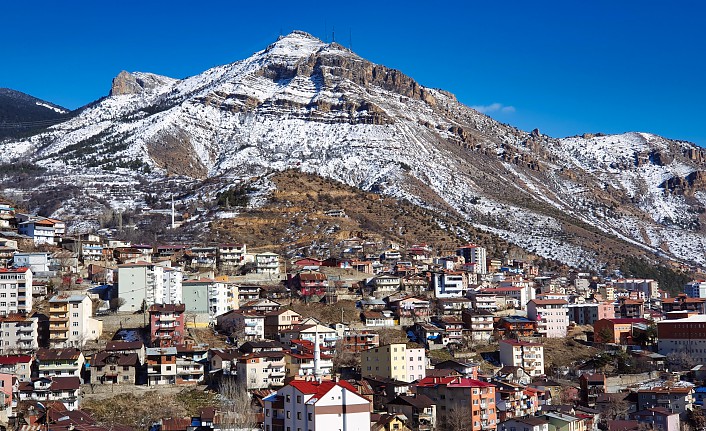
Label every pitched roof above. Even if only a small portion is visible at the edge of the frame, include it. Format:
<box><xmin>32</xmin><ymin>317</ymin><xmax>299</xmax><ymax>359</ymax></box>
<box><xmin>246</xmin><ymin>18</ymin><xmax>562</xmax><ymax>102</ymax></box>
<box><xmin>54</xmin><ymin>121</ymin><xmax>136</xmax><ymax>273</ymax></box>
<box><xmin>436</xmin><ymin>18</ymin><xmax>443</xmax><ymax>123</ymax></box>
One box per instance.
<box><xmin>36</xmin><ymin>348</ymin><xmax>81</xmax><ymax>361</ymax></box>
<box><xmin>389</xmin><ymin>394</ymin><xmax>435</xmax><ymax>409</ymax></box>
<box><xmin>105</xmin><ymin>340</ymin><xmax>144</xmax><ymax>351</ymax></box>
<box><xmin>0</xmin><ymin>354</ymin><xmax>32</xmax><ymax>365</ymax></box>
<box><xmin>92</xmin><ymin>352</ymin><xmax>139</xmax><ymax>367</ymax></box>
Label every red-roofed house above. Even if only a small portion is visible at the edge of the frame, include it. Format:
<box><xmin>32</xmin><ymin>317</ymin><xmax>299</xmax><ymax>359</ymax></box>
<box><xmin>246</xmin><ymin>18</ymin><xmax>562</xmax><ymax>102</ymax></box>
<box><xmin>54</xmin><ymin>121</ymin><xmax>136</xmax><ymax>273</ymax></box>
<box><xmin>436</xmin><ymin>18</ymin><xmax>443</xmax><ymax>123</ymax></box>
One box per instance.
<box><xmin>0</xmin><ymin>354</ymin><xmax>33</xmax><ymax>381</ymax></box>
<box><xmin>263</xmin><ymin>379</ymin><xmax>371</xmax><ymax>431</ymax></box>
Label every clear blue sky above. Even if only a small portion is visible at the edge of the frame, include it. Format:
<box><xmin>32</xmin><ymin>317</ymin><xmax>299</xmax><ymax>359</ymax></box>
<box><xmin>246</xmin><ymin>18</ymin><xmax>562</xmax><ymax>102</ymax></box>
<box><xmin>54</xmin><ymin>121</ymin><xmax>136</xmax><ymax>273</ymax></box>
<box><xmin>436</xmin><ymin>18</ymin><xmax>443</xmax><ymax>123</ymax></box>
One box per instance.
<box><xmin>2</xmin><ymin>0</ymin><xmax>705</xmax><ymax>145</ymax></box>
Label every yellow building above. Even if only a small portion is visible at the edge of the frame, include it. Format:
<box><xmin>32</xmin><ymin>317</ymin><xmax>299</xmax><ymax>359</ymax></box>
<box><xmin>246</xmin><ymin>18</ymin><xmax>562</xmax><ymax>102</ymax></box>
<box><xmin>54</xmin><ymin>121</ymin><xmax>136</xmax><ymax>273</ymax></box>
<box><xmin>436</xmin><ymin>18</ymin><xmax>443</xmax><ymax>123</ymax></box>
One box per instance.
<box><xmin>362</xmin><ymin>343</ymin><xmax>426</xmax><ymax>383</ymax></box>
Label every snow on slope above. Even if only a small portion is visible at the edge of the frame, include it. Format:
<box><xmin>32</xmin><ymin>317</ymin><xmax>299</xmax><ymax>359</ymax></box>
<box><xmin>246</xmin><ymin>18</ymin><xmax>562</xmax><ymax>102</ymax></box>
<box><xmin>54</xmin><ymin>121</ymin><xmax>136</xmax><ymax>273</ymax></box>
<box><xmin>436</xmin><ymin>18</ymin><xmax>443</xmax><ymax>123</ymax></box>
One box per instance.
<box><xmin>3</xmin><ymin>31</ymin><xmax>706</xmax><ymax>268</ymax></box>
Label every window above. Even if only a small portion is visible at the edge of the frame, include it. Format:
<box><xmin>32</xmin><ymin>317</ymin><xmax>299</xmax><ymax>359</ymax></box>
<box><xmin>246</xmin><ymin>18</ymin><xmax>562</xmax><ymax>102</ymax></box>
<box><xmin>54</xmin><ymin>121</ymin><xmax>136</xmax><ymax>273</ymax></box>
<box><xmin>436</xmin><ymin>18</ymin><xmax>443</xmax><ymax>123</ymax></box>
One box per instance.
<box><xmin>296</xmin><ymin>395</ymin><xmax>302</xmax><ymax>403</ymax></box>
<box><xmin>265</xmin><ymin>409</ymin><xmax>270</xmax><ymax>417</ymax></box>
<box><xmin>73</xmin><ymin>304</ymin><xmax>78</xmax><ymax>308</ymax></box>
<box><xmin>72</xmin><ymin>322</ymin><xmax>79</xmax><ymax>327</ymax></box>
<box><xmin>286</xmin><ymin>395</ymin><xmax>291</xmax><ymax>402</ymax></box>
<box><xmin>72</xmin><ymin>331</ymin><xmax>78</xmax><ymax>336</ymax></box>
<box><xmin>308</xmin><ymin>413</ymin><xmax>313</xmax><ymax>421</ymax></box>
<box><xmin>73</xmin><ymin>313</ymin><xmax>78</xmax><ymax>318</ymax></box>
<box><xmin>297</xmin><ymin>412</ymin><xmax>301</xmax><ymax>420</ymax></box>
<box><xmin>286</xmin><ymin>411</ymin><xmax>291</xmax><ymax>419</ymax></box>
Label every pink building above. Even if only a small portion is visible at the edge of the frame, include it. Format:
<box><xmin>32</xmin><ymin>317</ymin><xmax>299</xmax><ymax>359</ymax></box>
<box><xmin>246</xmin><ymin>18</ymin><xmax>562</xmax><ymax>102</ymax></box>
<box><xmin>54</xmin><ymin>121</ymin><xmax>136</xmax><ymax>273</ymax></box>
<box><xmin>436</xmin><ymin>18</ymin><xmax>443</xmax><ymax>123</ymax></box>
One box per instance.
<box><xmin>0</xmin><ymin>372</ymin><xmax>11</xmax><ymax>410</ymax></box>
<box><xmin>149</xmin><ymin>303</ymin><xmax>186</xmax><ymax>347</ymax></box>
<box><xmin>527</xmin><ymin>299</ymin><xmax>569</xmax><ymax>338</ymax></box>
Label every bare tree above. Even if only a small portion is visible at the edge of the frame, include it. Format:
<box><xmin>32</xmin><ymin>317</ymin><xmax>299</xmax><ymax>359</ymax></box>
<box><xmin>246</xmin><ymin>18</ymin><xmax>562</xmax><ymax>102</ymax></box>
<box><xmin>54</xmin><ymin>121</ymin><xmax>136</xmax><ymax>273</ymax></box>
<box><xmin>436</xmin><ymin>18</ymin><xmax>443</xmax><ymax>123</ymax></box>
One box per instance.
<box><xmin>445</xmin><ymin>406</ymin><xmax>473</xmax><ymax>431</ymax></box>
<box><xmin>218</xmin><ymin>377</ymin><xmax>258</xmax><ymax>430</ymax></box>
<box><xmin>109</xmin><ymin>297</ymin><xmax>126</xmax><ymax>312</ymax></box>
<box><xmin>331</xmin><ymin>338</ymin><xmax>359</xmax><ymax>371</ymax></box>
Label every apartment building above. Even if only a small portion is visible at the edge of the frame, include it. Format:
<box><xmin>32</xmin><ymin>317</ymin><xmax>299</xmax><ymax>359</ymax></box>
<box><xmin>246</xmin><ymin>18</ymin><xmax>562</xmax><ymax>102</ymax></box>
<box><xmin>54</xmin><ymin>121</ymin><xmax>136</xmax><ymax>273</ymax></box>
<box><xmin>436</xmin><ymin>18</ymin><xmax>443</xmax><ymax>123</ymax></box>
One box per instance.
<box><xmin>146</xmin><ymin>347</ymin><xmax>177</xmax><ymax>386</ymax></box>
<box><xmin>149</xmin><ymin>303</ymin><xmax>186</xmax><ymax>347</ymax></box>
<box><xmin>263</xmin><ymin>380</ymin><xmax>372</xmax><ymax>431</ymax></box>
<box><xmin>217</xmin><ymin>310</ymin><xmax>265</xmax><ymax>341</ymax></box>
<box><xmin>432</xmin><ymin>271</ymin><xmax>469</xmax><ymax>298</ymax></box>
<box><xmin>637</xmin><ymin>385</ymin><xmax>694</xmax><ymax>418</ymax></box>
<box><xmin>236</xmin><ymin>350</ymin><xmax>287</xmax><ymax>390</ymax></box>
<box><xmin>0</xmin><ymin>314</ymin><xmax>38</xmax><ymax>353</ymax></box>
<box><xmin>499</xmin><ymin>339</ymin><xmax>545</xmax><ymax>377</ymax></box>
<box><xmin>18</xmin><ymin>376</ymin><xmax>81</xmax><ymax>411</ymax></box>
<box><xmin>217</xmin><ymin>243</ymin><xmax>248</xmax><ymax>270</ymax></box>
<box><xmin>567</xmin><ymin>302</ymin><xmax>615</xmax><ymax>325</ymax></box>
<box><xmin>527</xmin><ymin>299</ymin><xmax>569</xmax><ymax>338</ymax></box>
<box><xmin>48</xmin><ymin>295</ymin><xmax>102</xmax><ymax>348</ymax></box>
<box><xmin>362</xmin><ymin>343</ymin><xmax>427</xmax><ymax>383</ymax></box>
<box><xmin>117</xmin><ymin>262</ymin><xmax>183</xmax><ymax>311</ymax></box>
<box><xmin>416</xmin><ymin>376</ymin><xmax>497</xmax><ymax>431</ymax></box>
<box><xmin>35</xmin><ymin>348</ymin><xmax>85</xmax><ymax>378</ymax></box>
<box><xmin>255</xmin><ymin>252</ymin><xmax>280</xmax><ymax>275</ymax></box>
<box><xmin>0</xmin><ymin>267</ymin><xmax>32</xmax><ymax>315</ymax></box>
<box><xmin>264</xmin><ymin>309</ymin><xmax>302</xmax><ymax>338</ymax></box>
<box><xmin>657</xmin><ymin>314</ymin><xmax>706</xmax><ymax>361</ymax></box>
<box><xmin>0</xmin><ymin>354</ymin><xmax>33</xmax><ymax>381</ymax></box>
<box><xmin>462</xmin><ymin>309</ymin><xmax>494</xmax><ymax>342</ymax></box>
<box><xmin>456</xmin><ymin>244</ymin><xmax>488</xmax><ymax>274</ymax></box>
<box><xmin>182</xmin><ymin>277</ymin><xmax>237</xmax><ymax>322</ymax></box>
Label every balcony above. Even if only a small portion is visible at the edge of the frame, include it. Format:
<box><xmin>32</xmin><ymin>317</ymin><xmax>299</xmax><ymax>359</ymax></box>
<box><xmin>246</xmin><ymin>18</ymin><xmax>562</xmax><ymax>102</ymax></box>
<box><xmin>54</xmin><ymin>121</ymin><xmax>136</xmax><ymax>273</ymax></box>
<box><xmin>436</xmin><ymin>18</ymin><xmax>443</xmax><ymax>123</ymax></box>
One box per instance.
<box><xmin>49</xmin><ymin>324</ymin><xmax>69</xmax><ymax>331</ymax></box>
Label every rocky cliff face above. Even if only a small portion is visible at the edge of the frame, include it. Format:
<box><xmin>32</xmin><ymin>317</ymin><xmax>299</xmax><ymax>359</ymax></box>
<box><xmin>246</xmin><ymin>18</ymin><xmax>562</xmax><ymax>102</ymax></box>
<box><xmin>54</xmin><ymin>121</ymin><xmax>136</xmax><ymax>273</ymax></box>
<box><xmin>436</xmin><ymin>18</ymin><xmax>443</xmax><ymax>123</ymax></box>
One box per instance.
<box><xmin>2</xmin><ymin>31</ymin><xmax>706</xmax><ymax>268</ymax></box>
<box><xmin>110</xmin><ymin>71</ymin><xmax>177</xmax><ymax>96</ymax></box>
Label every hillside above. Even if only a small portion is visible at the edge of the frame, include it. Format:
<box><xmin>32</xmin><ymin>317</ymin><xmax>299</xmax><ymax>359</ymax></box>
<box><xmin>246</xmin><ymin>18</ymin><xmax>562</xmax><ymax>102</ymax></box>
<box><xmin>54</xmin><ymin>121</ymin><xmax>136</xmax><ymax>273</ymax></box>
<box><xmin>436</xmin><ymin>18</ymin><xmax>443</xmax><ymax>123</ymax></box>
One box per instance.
<box><xmin>1</xmin><ymin>31</ymin><xmax>706</xmax><ymax>270</ymax></box>
<box><xmin>0</xmin><ymin>88</ymin><xmax>70</xmax><ymax>138</ymax></box>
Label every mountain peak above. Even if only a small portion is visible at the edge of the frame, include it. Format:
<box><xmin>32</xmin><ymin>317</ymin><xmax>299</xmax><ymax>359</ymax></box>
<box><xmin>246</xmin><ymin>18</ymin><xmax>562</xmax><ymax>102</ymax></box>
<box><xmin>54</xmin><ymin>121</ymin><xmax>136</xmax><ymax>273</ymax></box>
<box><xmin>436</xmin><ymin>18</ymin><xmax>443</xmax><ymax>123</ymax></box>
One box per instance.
<box><xmin>110</xmin><ymin>70</ymin><xmax>177</xmax><ymax>96</ymax></box>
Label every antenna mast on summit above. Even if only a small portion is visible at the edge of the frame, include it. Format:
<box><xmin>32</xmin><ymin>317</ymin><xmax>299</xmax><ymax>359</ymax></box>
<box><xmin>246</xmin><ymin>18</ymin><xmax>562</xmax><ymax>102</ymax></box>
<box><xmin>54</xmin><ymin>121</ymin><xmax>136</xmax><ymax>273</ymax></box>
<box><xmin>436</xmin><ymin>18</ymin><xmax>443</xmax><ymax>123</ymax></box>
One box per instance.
<box><xmin>332</xmin><ymin>26</ymin><xmax>335</xmax><ymax>43</ymax></box>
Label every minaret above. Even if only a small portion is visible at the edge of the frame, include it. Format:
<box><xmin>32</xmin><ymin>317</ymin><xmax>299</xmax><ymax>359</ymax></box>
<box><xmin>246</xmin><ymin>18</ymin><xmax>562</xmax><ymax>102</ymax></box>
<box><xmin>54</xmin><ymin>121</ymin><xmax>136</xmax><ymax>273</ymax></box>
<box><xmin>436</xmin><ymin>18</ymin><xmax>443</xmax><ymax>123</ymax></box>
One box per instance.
<box><xmin>313</xmin><ymin>330</ymin><xmax>322</xmax><ymax>383</ymax></box>
<box><xmin>171</xmin><ymin>194</ymin><xmax>175</xmax><ymax>229</ymax></box>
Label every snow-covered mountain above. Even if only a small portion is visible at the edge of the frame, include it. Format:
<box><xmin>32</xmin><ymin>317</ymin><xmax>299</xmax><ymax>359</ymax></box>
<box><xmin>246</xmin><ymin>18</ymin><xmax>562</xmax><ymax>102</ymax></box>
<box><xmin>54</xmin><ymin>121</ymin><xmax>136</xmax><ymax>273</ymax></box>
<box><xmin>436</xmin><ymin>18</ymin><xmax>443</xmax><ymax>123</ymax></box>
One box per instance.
<box><xmin>2</xmin><ymin>31</ymin><xmax>706</xmax><ymax>268</ymax></box>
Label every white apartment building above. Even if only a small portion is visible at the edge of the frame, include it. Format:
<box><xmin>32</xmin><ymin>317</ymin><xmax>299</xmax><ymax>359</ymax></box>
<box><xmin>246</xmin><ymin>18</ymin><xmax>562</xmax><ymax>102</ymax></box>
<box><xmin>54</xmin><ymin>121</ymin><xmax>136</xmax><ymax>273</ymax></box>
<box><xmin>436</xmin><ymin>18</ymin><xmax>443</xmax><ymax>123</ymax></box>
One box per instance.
<box><xmin>236</xmin><ymin>351</ymin><xmax>287</xmax><ymax>389</ymax></box>
<box><xmin>362</xmin><ymin>343</ymin><xmax>427</xmax><ymax>383</ymax></box>
<box><xmin>217</xmin><ymin>243</ymin><xmax>248</xmax><ymax>269</ymax></box>
<box><xmin>255</xmin><ymin>252</ymin><xmax>280</xmax><ymax>275</ymax></box>
<box><xmin>216</xmin><ymin>310</ymin><xmax>265</xmax><ymax>341</ymax></box>
<box><xmin>456</xmin><ymin>244</ymin><xmax>488</xmax><ymax>274</ymax></box>
<box><xmin>432</xmin><ymin>272</ymin><xmax>469</xmax><ymax>298</ymax></box>
<box><xmin>13</xmin><ymin>252</ymin><xmax>51</xmax><ymax>273</ymax></box>
<box><xmin>614</xmin><ymin>278</ymin><xmax>660</xmax><ymax>299</ymax></box>
<box><xmin>117</xmin><ymin>262</ymin><xmax>182</xmax><ymax>311</ymax></box>
<box><xmin>162</xmin><ymin>267</ymin><xmax>183</xmax><ymax>304</ymax></box>
<box><xmin>0</xmin><ymin>267</ymin><xmax>32</xmax><ymax>316</ymax></box>
<box><xmin>17</xmin><ymin>219</ymin><xmax>56</xmax><ymax>245</ymax></box>
<box><xmin>527</xmin><ymin>299</ymin><xmax>569</xmax><ymax>338</ymax></box>
<box><xmin>182</xmin><ymin>278</ymin><xmax>237</xmax><ymax>322</ymax></box>
<box><xmin>0</xmin><ymin>314</ymin><xmax>38</xmax><ymax>353</ymax></box>
<box><xmin>48</xmin><ymin>295</ymin><xmax>102</xmax><ymax>348</ymax></box>
<box><xmin>499</xmin><ymin>339</ymin><xmax>545</xmax><ymax>377</ymax></box>
<box><xmin>263</xmin><ymin>380</ymin><xmax>371</xmax><ymax>431</ymax></box>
